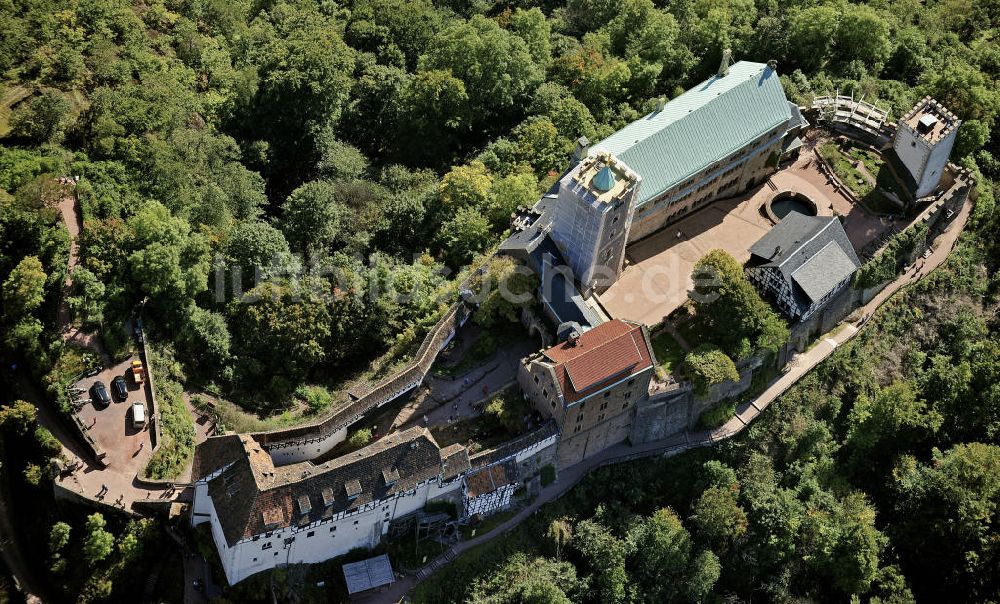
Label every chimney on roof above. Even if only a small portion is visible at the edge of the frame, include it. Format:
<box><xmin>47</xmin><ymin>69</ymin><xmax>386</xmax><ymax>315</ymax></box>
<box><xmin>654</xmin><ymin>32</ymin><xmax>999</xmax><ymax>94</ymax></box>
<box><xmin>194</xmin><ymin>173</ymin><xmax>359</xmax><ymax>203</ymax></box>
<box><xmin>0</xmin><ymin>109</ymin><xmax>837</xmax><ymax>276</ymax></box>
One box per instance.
<box><xmin>772</xmin><ymin>245</ymin><xmax>782</xmax><ymax>259</ymax></box>
<box><xmin>718</xmin><ymin>48</ymin><xmax>733</xmax><ymax>76</ymax></box>
<box><xmin>568</xmin><ymin>330</ymin><xmax>582</xmax><ymax>346</ymax></box>
<box><xmin>767</xmin><ymin>59</ymin><xmax>778</xmax><ymax>71</ymax></box>
<box><xmin>656</xmin><ymin>96</ymin><xmax>666</xmax><ymax>112</ymax></box>
<box><xmin>573</xmin><ymin>136</ymin><xmax>590</xmax><ymax>162</ymax></box>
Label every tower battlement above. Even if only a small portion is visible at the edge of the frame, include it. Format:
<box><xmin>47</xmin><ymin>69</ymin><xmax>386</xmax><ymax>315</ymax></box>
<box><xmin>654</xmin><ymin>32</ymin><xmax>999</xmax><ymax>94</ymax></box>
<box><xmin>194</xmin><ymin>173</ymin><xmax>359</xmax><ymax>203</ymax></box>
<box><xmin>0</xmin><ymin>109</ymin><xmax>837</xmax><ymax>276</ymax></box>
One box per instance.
<box><xmin>892</xmin><ymin>97</ymin><xmax>961</xmax><ymax>199</ymax></box>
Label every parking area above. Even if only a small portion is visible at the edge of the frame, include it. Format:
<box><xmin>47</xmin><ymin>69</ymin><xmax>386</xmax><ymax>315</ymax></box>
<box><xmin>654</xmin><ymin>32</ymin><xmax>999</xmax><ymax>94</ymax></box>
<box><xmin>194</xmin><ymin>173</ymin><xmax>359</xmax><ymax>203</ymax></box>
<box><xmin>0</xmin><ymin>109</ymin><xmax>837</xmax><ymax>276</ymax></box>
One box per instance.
<box><xmin>72</xmin><ymin>355</ymin><xmax>155</xmax><ymax>486</ymax></box>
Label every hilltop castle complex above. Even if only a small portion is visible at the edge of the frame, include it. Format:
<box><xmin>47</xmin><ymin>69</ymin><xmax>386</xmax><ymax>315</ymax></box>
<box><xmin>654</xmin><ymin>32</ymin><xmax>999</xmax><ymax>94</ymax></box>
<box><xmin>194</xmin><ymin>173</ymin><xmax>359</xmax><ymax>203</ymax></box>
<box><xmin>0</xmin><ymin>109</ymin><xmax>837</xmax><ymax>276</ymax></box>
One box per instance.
<box><xmin>191</xmin><ymin>58</ymin><xmax>967</xmax><ymax>586</ymax></box>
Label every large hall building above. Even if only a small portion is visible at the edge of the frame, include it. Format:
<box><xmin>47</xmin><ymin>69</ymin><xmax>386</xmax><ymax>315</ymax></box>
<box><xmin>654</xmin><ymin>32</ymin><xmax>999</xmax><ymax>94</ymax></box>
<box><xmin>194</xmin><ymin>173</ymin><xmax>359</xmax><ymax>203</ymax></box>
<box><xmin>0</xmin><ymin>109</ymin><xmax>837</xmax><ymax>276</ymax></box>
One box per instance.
<box><xmin>505</xmin><ymin>58</ymin><xmax>809</xmax><ymax>298</ymax></box>
<box><xmin>589</xmin><ymin>59</ymin><xmax>808</xmax><ymax>243</ymax></box>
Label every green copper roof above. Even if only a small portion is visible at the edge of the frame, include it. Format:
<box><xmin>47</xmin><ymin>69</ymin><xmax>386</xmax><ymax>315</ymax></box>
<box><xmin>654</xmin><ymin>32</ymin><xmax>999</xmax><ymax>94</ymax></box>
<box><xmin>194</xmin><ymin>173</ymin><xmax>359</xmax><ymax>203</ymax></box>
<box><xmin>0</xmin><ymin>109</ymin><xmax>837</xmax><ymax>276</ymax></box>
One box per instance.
<box><xmin>592</xmin><ymin>165</ymin><xmax>617</xmax><ymax>192</ymax></box>
<box><xmin>593</xmin><ymin>61</ymin><xmax>793</xmax><ymax>207</ymax></box>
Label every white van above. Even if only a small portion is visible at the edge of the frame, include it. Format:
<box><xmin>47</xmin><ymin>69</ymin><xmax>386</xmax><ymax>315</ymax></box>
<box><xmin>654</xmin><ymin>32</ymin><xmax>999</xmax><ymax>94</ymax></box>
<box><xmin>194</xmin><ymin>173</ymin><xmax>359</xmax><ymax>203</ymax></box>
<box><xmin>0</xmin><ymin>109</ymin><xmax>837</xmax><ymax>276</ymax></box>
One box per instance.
<box><xmin>131</xmin><ymin>401</ymin><xmax>146</xmax><ymax>429</ymax></box>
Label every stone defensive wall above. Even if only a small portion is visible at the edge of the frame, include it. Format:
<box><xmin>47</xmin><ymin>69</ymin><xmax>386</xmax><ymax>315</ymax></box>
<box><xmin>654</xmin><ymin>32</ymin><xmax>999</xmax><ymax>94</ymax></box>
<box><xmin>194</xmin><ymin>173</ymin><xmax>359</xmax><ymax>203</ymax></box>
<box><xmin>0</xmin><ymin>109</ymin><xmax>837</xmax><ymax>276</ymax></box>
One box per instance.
<box><xmin>467</xmin><ymin>420</ymin><xmax>560</xmax><ymax>470</ymax></box>
<box><xmin>254</xmin><ymin>300</ymin><xmax>473</xmax><ymax>465</ymax></box>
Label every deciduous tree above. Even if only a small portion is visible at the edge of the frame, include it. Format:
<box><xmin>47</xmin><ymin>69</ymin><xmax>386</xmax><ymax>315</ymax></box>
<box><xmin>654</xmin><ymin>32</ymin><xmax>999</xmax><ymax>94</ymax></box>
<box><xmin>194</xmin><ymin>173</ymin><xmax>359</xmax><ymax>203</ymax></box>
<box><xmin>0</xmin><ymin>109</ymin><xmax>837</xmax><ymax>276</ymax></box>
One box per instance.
<box><xmin>279</xmin><ymin>180</ymin><xmax>344</xmax><ymax>255</ymax></box>
<box><xmin>83</xmin><ymin>513</ymin><xmax>114</xmax><ymax>565</ymax></box>
<box><xmin>2</xmin><ymin>256</ymin><xmax>46</xmax><ymax>319</ymax></box>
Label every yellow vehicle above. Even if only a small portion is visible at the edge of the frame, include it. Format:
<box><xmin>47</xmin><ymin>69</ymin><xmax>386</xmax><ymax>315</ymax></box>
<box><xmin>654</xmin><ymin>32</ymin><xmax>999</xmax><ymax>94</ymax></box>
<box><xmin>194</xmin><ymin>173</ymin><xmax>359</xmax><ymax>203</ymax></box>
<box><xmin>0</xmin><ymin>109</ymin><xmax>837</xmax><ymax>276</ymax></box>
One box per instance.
<box><xmin>131</xmin><ymin>360</ymin><xmax>145</xmax><ymax>384</ymax></box>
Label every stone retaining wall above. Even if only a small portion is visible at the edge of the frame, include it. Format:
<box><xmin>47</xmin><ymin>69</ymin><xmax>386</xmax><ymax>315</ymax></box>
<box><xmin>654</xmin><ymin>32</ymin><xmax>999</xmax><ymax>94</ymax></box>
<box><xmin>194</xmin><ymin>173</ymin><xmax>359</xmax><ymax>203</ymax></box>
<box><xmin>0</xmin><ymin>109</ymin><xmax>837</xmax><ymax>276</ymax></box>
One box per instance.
<box><xmin>631</xmin><ymin>355</ymin><xmax>767</xmax><ymax>444</ymax></box>
<box><xmin>134</xmin><ymin>318</ymin><xmax>162</xmax><ymax>452</ymax></box>
<box><xmin>64</xmin><ymin>372</ymin><xmax>108</xmax><ymax>468</ymax></box>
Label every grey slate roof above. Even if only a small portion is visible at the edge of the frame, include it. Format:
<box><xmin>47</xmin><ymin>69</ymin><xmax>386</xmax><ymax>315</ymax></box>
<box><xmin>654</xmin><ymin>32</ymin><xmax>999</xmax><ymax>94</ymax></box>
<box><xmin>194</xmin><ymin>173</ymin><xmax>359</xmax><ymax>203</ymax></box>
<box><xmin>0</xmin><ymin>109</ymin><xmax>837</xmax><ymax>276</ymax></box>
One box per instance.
<box><xmin>792</xmin><ymin>242</ymin><xmax>858</xmax><ymax>302</ymax></box>
<box><xmin>787</xmin><ymin>101</ymin><xmax>809</xmax><ymax>130</ymax></box>
<box><xmin>343</xmin><ymin>554</ymin><xmax>394</xmax><ymax>594</ymax></box>
<box><xmin>748</xmin><ymin>213</ymin><xmax>861</xmax><ymax>314</ymax></box>
<box><xmin>593</xmin><ymin>61</ymin><xmax>793</xmax><ymax>206</ymax></box>
<box><xmin>498</xmin><ymin>210</ymin><xmax>599</xmax><ymax>331</ymax></box>
<box><xmin>542</xmin><ymin>255</ymin><xmax>600</xmax><ymax>329</ymax></box>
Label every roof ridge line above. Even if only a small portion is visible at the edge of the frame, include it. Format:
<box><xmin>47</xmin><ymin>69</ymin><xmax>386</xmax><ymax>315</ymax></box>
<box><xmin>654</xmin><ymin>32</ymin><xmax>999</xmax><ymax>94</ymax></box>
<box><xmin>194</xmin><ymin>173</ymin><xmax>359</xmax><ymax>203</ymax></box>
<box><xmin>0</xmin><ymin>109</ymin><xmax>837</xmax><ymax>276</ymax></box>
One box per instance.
<box><xmin>789</xmin><ymin>240</ymin><xmax>836</xmax><ymax>277</ymax></box>
<box><xmin>777</xmin><ymin>216</ymin><xmax>836</xmax><ymax>268</ymax></box>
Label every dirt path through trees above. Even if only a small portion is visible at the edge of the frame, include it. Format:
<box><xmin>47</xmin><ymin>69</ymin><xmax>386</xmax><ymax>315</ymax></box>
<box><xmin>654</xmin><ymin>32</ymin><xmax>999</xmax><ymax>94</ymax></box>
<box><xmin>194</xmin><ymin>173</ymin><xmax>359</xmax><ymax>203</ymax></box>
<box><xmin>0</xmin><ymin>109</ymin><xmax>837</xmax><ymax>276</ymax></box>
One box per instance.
<box><xmin>54</xmin><ymin>185</ymin><xmax>113</xmax><ymax>365</ymax></box>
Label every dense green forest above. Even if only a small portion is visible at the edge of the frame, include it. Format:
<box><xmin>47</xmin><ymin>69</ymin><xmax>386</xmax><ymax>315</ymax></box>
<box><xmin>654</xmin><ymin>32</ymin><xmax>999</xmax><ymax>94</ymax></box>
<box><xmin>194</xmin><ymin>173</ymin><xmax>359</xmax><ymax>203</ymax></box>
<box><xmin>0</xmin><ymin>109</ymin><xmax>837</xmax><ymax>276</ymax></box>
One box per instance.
<box><xmin>2</xmin><ymin>0</ymin><xmax>997</xmax><ymax>408</ymax></box>
<box><xmin>1</xmin><ymin>0</ymin><xmax>999</xmax><ymax>599</ymax></box>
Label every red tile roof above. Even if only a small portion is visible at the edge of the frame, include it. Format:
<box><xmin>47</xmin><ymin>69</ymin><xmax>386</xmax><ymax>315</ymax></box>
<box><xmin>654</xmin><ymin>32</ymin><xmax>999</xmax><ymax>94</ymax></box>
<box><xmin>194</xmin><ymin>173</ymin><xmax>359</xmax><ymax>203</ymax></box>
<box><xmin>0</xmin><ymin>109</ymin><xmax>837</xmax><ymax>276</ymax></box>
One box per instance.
<box><xmin>542</xmin><ymin>320</ymin><xmax>653</xmax><ymax>403</ymax></box>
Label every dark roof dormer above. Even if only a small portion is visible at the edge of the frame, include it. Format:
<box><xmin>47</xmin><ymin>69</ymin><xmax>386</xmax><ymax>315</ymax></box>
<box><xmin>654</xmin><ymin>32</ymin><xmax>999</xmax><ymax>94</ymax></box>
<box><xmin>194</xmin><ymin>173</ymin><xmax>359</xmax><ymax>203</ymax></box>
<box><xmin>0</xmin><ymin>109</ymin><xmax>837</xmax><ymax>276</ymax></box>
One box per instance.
<box><xmin>297</xmin><ymin>494</ymin><xmax>312</xmax><ymax>516</ymax></box>
<box><xmin>382</xmin><ymin>467</ymin><xmax>400</xmax><ymax>486</ymax></box>
<box><xmin>262</xmin><ymin>507</ymin><xmax>284</xmax><ymax>529</ymax></box>
<box><xmin>344</xmin><ymin>479</ymin><xmax>362</xmax><ymax>500</ymax></box>
<box><xmin>321</xmin><ymin>487</ymin><xmax>335</xmax><ymax>507</ymax></box>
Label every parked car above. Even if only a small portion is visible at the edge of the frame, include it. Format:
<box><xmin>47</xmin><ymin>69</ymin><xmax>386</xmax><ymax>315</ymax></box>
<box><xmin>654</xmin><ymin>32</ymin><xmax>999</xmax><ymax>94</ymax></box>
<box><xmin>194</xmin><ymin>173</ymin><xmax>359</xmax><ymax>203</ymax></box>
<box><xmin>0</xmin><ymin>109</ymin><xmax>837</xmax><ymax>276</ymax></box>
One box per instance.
<box><xmin>90</xmin><ymin>381</ymin><xmax>111</xmax><ymax>408</ymax></box>
<box><xmin>111</xmin><ymin>376</ymin><xmax>128</xmax><ymax>402</ymax></box>
<box><xmin>131</xmin><ymin>360</ymin><xmax>145</xmax><ymax>384</ymax></box>
<box><xmin>131</xmin><ymin>401</ymin><xmax>146</xmax><ymax>430</ymax></box>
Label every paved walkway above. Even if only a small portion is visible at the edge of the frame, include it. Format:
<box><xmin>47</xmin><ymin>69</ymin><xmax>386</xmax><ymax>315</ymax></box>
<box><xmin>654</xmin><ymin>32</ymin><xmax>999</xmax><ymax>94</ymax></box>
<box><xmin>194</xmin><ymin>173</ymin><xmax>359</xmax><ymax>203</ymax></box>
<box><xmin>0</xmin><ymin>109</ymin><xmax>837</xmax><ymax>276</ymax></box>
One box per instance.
<box><xmin>393</xmin><ymin>337</ymin><xmax>535</xmax><ymax>430</ymax></box>
<box><xmin>362</xmin><ymin>194</ymin><xmax>972</xmax><ymax>604</ymax></box>
<box><xmin>55</xmin><ymin>187</ymin><xmax>80</xmax><ymax>336</ymax></box>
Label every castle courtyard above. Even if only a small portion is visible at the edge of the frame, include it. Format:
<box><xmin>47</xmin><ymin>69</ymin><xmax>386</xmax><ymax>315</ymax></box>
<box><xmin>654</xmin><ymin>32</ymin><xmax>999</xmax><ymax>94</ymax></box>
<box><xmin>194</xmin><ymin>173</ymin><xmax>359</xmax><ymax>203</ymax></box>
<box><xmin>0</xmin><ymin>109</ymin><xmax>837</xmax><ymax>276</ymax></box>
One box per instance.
<box><xmin>597</xmin><ymin>144</ymin><xmax>892</xmax><ymax>327</ymax></box>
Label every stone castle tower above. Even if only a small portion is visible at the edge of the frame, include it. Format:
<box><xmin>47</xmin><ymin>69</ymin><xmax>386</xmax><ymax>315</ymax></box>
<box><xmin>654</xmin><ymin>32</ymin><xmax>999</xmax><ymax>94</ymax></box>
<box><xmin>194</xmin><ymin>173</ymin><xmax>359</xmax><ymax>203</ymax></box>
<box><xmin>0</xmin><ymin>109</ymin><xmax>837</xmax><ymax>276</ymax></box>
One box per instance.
<box><xmin>550</xmin><ymin>151</ymin><xmax>641</xmax><ymax>295</ymax></box>
<box><xmin>892</xmin><ymin>97</ymin><xmax>961</xmax><ymax>199</ymax></box>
